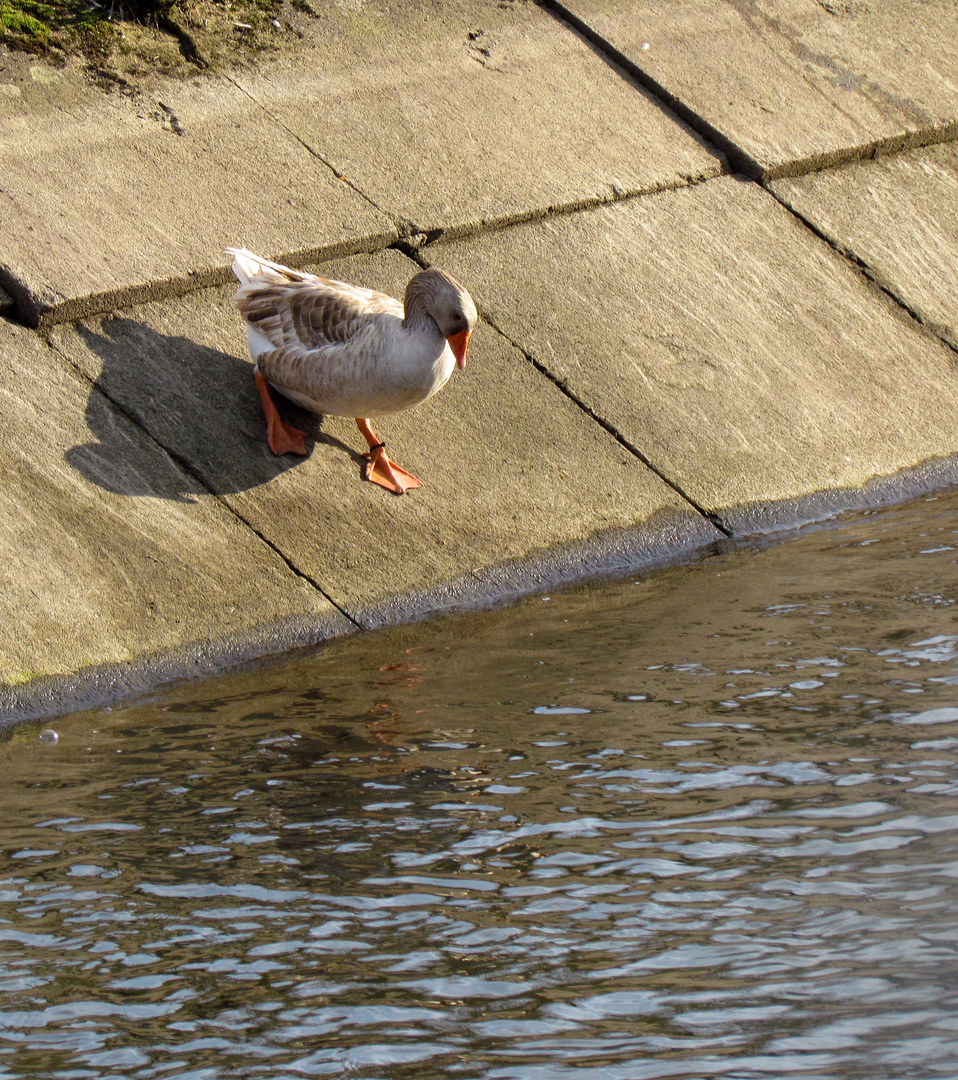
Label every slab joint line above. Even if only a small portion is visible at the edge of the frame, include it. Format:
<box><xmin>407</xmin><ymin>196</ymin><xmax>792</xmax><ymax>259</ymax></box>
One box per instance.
<box><xmin>475</xmin><ymin>316</ymin><xmax>733</xmax><ymax>537</ymax></box>
<box><xmin>222</xmin><ymin>74</ymin><xmax>396</xmax><ymax>225</ymax></box>
<box><xmin>537</xmin><ymin>0</ymin><xmax>958</xmax><ymax>184</ymax></box>
<box><xmin>765</xmin><ymin>186</ymin><xmax>958</xmax><ymax>358</ymax></box>
<box><xmin>395</xmin><ymin>241</ymin><xmax>732</xmax><ymax>535</ymax></box>
<box><xmin>51</xmin><ymin>342</ymin><xmax>365</xmax><ymax>630</ymax></box>
<box><xmin>536</xmin><ymin>0</ymin><xmax>764</xmax><ymax>180</ymax></box>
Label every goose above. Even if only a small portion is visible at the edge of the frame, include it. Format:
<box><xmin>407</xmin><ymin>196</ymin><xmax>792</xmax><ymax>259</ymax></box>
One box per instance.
<box><xmin>228</xmin><ymin>247</ymin><xmax>477</xmax><ymax>494</ymax></box>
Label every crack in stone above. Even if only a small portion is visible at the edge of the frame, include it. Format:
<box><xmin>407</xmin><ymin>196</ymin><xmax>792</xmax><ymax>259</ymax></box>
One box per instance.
<box><xmin>472</xmin><ymin>312</ymin><xmax>734</xmax><ymax>538</ymax></box>
<box><xmin>47</xmin><ymin>338</ymin><xmax>364</xmax><ymax>630</ymax></box>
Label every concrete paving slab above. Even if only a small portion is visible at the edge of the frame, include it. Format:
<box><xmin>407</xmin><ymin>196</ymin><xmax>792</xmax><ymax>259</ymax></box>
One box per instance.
<box><xmin>0</xmin><ymin>51</ymin><xmax>394</xmax><ymax>328</ymax></box>
<box><xmin>771</xmin><ymin>142</ymin><xmax>958</xmax><ymax>349</ymax></box>
<box><xmin>0</xmin><ymin>315</ymin><xmax>351</xmax><ymax>707</ymax></box>
<box><xmin>553</xmin><ymin>0</ymin><xmax>958</xmax><ymax>178</ymax></box>
<box><xmin>425</xmin><ymin>175</ymin><xmax>958</xmax><ymax>531</ymax></box>
<box><xmin>49</xmin><ymin>249</ymin><xmax>721</xmax><ymax>626</ymax></box>
<box><xmin>219</xmin><ymin>0</ymin><xmax>723</xmax><ymax>238</ymax></box>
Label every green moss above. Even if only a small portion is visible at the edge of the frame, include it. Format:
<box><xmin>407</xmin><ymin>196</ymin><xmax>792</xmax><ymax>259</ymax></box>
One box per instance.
<box><xmin>0</xmin><ymin>0</ymin><xmax>121</xmax><ymax>54</ymax></box>
<box><xmin>2</xmin><ymin>668</ymin><xmax>47</xmax><ymax>686</ymax></box>
<box><xmin>0</xmin><ymin>0</ymin><xmax>302</xmax><ymax>73</ymax></box>
<box><xmin>0</xmin><ymin>0</ymin><xmax>54</xmax><ymax>43</ymax></box>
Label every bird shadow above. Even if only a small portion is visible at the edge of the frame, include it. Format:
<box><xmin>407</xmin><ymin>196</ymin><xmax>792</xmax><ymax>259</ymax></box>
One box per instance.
<box><xmin>64</xmin><ymin>317</ymin><xmax>367</xmax><ymax>501</ymax></box>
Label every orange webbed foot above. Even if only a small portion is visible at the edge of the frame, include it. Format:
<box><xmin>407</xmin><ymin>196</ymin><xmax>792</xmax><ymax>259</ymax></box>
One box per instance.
<box><xmin>266</xmin><ymin>415</ymin><xmax>308</xmax><ymax>457</ymax></box>
<box><xmin>365</xmin><ymin>445</ymin><xmax>423</xmax><ymax>495</ymax></box>
<box><xmin>255</xmin><ymin>368</ymin><xmax>307</xmax><ymax>456</ymax></box>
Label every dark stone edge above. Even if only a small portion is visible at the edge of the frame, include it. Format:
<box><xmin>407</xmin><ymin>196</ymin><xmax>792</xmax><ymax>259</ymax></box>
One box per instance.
<box><xmin>5</xmin><ymin>453</ymin><xmax>958</xmax><ymax>730</ymax></box>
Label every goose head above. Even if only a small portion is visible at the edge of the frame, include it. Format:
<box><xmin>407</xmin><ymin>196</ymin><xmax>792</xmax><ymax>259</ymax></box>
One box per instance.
<box><xmin>404</xmin><ymin>268</ymin><xmax>478</xmax><ymax>368</ymax></box>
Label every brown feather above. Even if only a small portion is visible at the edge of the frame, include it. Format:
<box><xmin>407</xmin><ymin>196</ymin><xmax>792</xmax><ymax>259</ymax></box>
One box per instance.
<box><xmin>236</xmin><ymin>277</ymin><xmax>401</xmax><ymax>354</ymax></box>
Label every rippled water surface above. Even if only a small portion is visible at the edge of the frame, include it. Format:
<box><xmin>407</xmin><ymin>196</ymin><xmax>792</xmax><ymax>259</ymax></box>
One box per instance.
<box><xmin>5</xmin><ymin>494</ymin><xmax>958</xmax><ymax>1079</ymax></box>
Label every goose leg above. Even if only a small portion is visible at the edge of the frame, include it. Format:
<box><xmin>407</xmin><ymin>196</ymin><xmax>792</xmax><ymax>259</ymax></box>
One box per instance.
<box><xmin>356</xmin><ymin>418</ymin><xmax>422</xmax><ymax>495</ymax></box>
<box><xmin>255</xmin><ymin>368</ymin><xmax>307</xmax><ymax>456</ymax></box>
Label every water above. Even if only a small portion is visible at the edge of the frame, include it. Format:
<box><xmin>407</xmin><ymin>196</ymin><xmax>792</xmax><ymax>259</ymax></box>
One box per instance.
<box><xmin>4</xmin><ymin>492</ymin><xmax>958</xmax><ymax>1079</ymax></box>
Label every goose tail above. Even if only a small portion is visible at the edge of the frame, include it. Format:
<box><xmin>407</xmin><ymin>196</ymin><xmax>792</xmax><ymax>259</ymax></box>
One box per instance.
<box><xmin>226</xmin><ymin>247</ymin><xmax>312</xmax><ymax>286</ymax></box>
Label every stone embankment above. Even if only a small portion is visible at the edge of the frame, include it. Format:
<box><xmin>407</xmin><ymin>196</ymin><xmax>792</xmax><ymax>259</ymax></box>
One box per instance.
<box><xmin>2</xmin><ymin>0</ymin><xmax>957</xmax><ymax>723</ymax></box>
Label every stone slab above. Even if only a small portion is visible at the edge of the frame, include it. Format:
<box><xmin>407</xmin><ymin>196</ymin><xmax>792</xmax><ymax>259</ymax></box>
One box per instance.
<box><xmin>425</xmin><ymin>175</ymin><xmax>958</xmax><ymax>530</ymax></box>
<box><xmin>0</xmin><ymin>52</ymin><xmax>395</xmax><ymax>328</ymax></box>
<box><xmin>49</xmin><ymin>249</ymin><xmax>721</xmax><ymax>625</ymax></box>
<box><xmin>0</xmin><ymin>317</ymin><xmax>352</xmax><ymax>702</ymax></box>
<box><xmin>555</xmin><ymin>0</ymin><xmax>958</xmax><ymax>178</ymax></box>
<box><xmin>772</xmin><ymin>142</ymin><xmax>958</xmax><ymax>349</ymax></box>
<box><xmin>167</xmin><ymin>0</ymin><xmax>723</xmax><ymax>240</ymax></box>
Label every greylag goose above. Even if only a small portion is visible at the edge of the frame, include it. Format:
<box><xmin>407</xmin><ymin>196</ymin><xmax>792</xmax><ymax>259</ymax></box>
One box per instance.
<box><xmin>228</xmin><ymin>248</ymin><xmax>477</xmax><ymax>494</ymax></box>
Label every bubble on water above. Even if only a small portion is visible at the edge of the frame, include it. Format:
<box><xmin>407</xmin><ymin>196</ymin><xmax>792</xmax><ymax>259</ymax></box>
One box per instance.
<box><xmin>532</xmin><ymin>706</ymin><xmax>590</xmax><ymax>715</ymax></box>
<box><xmin>895</xmin><ymin>707</ymin><xmax>958</xmax><ymax>726</ymax></box>
<box><xmin>38</xmin><ymin>729</ymin><xmax>58</xmax><ymax>744</ymax></box>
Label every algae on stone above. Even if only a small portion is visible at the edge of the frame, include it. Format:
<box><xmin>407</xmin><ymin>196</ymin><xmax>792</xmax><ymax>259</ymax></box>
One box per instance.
<box><xmin>0</xmin><ymin>0</ymin><xmax>315</xmax><ymax>79</ymax></box>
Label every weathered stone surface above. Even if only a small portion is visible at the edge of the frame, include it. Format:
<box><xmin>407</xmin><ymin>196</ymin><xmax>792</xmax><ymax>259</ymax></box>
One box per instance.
<box><xmin>0</xmin><ymin>317</ymin><xmax>351</xmax><ymax>694</ymax></box>
<box><xmin>4</xmin><ymin>1</ymin><xmax>958</xmax><ymax>721</ymax></box>
<box><xmin>49</xmin><ymin>249</ymin><xmax>719</xmax><ymax>624</ymax></box>
<box><xmin>0</xmin><ymin>0</ymin><xmax>724</xmax><ymax>330</ymax></box>
<box><xmin>557</xmin><ymin>0</ymin><xmax>958</xmax><ymax>177</ymax></box>
<box><xmin>427</xmin><ymin>176</ymin><xmax>958</xmax><ymax>530</ymax></box>
<box><xmin>229</xmin><ymin>0</ymin><xmax>722</xmax><ymax>237</ymax></box>
<box><xmin>772</xmin><ymin>142</ymin><xmax>958</xmax><ymax>348</ymax></box>
<box><xmin>0</xmin><ymin>57</ymin><xmax>394</xmax><ymax>327</ymax></box>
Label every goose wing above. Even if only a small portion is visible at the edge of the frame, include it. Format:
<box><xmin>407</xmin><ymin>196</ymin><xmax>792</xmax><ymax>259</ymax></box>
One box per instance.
<box><xmin>236</xmin><ymin>276</ymin><xmax>401</xmax><ymax>355</ymax></box>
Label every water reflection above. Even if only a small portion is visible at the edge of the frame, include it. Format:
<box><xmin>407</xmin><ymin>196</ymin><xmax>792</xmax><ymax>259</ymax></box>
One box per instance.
<box><xmin>3</xmin><ymin>493</ymin><xmax>958</xmax><ymax>1077</ymax></box>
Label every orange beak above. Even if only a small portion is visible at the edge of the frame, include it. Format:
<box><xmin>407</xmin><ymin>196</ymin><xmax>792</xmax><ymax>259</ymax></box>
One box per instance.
<box><xmin>447</xmin><ymin>328</ymin><xmax>472</xmax><ymax>369</ymax></box>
